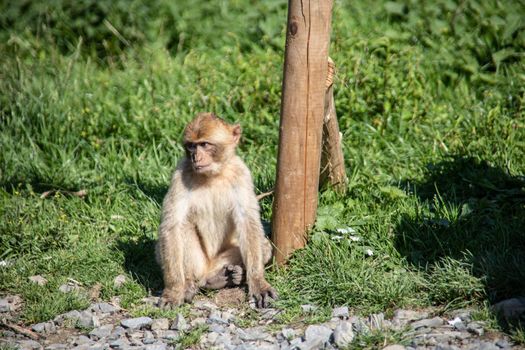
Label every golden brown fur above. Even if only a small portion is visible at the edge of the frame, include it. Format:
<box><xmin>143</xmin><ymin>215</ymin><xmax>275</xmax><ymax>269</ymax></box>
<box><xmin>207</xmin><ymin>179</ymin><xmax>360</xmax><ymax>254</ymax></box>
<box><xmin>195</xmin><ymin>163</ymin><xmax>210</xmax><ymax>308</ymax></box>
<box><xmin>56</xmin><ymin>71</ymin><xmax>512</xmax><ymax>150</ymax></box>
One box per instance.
<box><xmin>156</xmin><ymin>113</ymin><xmax>277</xmax><ymax>308</ymax></box>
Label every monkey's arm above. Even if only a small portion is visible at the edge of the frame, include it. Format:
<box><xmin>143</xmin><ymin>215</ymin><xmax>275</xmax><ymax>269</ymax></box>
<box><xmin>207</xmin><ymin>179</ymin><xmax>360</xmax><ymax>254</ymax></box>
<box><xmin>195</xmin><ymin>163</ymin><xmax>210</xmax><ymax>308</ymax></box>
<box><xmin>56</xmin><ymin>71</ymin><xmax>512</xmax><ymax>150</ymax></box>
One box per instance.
<box><xmin>157</xmin><ymin>178</ymin><xmax>190</xmax><ymax>309</ymax></box>
<box><xmin>233</xmin><ymin>189</ymin><xmax>277</xmax><ymax>308</ymax></box>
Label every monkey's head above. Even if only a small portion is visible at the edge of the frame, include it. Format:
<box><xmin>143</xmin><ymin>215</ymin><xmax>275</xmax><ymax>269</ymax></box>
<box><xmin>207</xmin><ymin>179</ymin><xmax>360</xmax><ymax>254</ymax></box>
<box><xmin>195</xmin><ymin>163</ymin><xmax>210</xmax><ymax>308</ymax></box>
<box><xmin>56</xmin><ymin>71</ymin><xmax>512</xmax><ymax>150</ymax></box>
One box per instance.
<box><xmin>183</xmin><ymin>113</ymin><xmax>241</xmax><ymax>175</ymax></box>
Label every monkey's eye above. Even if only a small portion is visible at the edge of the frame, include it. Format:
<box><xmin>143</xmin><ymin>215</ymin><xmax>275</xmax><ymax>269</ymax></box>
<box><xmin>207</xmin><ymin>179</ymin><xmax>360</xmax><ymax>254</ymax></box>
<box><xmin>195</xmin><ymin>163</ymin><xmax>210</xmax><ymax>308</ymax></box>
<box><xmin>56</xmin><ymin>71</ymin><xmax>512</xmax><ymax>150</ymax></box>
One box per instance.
<box><xmin>185</xmin><ymin>143</ymin><xmax>196</xmax><ymax>151</ymax></box>
<box><xmin>199</xmin><ymin>142</ymin><xmax>211</xmax><ymax>148</ymax></box>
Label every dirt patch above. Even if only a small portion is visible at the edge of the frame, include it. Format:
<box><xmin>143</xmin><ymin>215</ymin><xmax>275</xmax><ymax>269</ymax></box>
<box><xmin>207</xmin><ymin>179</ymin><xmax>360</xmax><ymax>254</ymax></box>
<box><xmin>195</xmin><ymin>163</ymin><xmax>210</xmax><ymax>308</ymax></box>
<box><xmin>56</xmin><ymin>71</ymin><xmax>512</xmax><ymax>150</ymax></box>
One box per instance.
<box><xmin>214</xmin><ymin>288</ymin><xmax>246</xmax><ymax>308</ymax></box>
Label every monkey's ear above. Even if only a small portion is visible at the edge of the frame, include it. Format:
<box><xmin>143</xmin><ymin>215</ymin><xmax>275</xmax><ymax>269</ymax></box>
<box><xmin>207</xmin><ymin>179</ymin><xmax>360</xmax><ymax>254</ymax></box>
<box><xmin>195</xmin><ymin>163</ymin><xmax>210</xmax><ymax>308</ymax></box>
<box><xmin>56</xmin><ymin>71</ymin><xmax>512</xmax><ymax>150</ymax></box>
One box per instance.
<box><xmin>232</xmin><ymin>124</ymin><xmax>241</xmax><ymax>144</ymax></box>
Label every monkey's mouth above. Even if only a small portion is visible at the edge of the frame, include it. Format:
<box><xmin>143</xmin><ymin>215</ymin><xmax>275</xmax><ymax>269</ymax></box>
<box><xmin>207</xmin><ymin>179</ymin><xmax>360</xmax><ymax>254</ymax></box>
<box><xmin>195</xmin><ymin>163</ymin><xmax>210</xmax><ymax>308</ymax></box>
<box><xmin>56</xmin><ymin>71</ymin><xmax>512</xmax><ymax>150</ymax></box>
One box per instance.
<box><xmin>193</xmin><ymin>164</ymin><xmax>211</xmax><ymax>172</ymax></box>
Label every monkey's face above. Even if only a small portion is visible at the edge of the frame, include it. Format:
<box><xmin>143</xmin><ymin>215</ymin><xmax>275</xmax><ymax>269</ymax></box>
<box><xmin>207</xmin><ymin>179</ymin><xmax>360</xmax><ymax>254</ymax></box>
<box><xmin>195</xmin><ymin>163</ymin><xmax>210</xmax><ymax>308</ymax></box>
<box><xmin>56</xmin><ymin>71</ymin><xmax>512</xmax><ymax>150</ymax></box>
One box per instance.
<box><xmin>183</xmin><ymin>113</ymin><xmax>241</xmax><ymax>176</ymax></box>
<box><xmin>184</xmin><ymin>141</ymin><xmax>221</xmax><ymax>174</ymax></box>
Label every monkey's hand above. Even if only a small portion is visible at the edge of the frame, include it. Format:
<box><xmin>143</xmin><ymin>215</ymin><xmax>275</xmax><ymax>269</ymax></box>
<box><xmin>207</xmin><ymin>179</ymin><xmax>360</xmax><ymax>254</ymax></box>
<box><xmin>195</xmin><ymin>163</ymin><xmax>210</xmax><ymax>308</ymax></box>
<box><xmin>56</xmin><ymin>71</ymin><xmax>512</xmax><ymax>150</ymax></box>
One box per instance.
<box><xmin>158</xmin><ymin>289</ymin><xmax>185</xmax><ymax>310</ymax></box>
<box><xmin>227</xmin><ymin>265</ymin><xmax>244</xmax><ymax>286</ymax></box>
<box><xmin>249</xmin><ymin>280</ymin><xmax>278</xmax><ymax>308</ymax></box>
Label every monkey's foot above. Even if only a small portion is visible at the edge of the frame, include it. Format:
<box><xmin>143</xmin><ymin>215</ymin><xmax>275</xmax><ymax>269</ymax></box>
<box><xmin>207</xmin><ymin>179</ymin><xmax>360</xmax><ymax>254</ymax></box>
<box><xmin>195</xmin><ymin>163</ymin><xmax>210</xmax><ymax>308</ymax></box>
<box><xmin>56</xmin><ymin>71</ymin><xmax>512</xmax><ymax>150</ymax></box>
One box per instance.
<box><xmin>250</xmin><ymin>280</ymin><xmax>278</xmax><ymax>308</ymax></box>
<box><xmin>184</xmin><ymin>283</ymin><xmax>198</xmax><ymax>303</ymax></box>
<box><xmin>226</xmin><ymin>264</ymin><xmax>244</xmax><ymax>285</ymax></box>
<box><xmin>158</xmin><ymin>289</ymin><xmax>185</xmax><ymax>310</ymax></box>
<box><xmin>204</xmin><ymin>269</ymin><xmax>229</xmax><ymax>289</ymax></box>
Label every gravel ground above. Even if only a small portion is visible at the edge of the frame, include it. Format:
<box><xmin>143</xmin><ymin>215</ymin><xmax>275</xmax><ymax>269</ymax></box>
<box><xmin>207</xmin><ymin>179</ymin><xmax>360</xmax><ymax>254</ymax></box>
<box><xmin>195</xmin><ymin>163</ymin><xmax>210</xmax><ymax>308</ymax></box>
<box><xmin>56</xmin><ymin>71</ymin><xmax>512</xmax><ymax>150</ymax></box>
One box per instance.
<box><xmin>1</xmin><ymin>289</ymin><xmax>523</xmax><ymax>350</ymax></box>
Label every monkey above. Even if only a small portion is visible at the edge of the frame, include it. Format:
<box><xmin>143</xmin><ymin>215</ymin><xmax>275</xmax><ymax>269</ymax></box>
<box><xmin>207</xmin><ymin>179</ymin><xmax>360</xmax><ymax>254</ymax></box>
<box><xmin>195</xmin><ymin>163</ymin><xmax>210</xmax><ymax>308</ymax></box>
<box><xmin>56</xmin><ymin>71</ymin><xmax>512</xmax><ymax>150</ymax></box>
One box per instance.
<box><xmin>156</xmin><ymin>112</ymin><xmax>277</xmax><ymax>309</ymax></box>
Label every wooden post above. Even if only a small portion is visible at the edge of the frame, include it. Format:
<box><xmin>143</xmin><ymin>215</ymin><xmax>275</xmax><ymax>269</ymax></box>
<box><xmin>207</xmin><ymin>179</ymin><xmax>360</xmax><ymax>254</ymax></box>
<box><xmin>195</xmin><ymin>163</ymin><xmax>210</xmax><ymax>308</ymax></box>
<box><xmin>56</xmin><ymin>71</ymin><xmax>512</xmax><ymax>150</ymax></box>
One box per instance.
<box><xmin>271</xmin><ymin>0</ymin><xmax>334</xmax><ymax>265</ymax></box>
<box><xmin>320</xmin><ymin>58</ymin><xmax>348</xmax><ymax>191</ymax></box>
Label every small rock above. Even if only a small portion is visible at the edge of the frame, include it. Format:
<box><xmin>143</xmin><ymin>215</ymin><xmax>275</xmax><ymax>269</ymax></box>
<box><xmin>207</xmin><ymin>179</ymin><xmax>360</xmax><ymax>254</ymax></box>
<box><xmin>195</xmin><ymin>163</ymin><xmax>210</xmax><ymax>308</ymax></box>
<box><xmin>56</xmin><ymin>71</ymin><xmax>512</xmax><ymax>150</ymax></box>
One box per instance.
<box><xmin>74</xmin><ymin>335</ymin><xmax>92</xmax><ymax>345</ymax></box>
<box><xmin>28</xmin><ymin>275</ymin><xmax>48</xmax><ymax>286</ymax></box>
<box><xmin>237</xmin><ymin>326</ymin><xmax>270</xmax><ymax>341</ymax></box>
<box><xmin>170</xmin><ymin>313</ymin><xmax>188</xmax><ymax>331</ymax></box>
<box><xmin>128</xmin><ymin>330</ymin><xmax>144</xmax><ymax>343</ymax></box>
<box><xmin>411</xmin><ymin>317</ymin><xmax>444</xmax><ymax>330</ymax></box>
<box><xmin>78</xmin><ymin>310</ymin><xmax>100</xmax><ymax>328</ymax></box>
<box><xmin>54</xmin><ymin>310</ymin><xmax>81</xmax><ymax>326</ymax></box>
<box><xmin>289</xmin><ymin>337</ymin><xmax>303</xmax><ymax>348</ymax></box>
<box><xmin>332</xmin><ymin>306</ymin><xmax>349</xmax><ymax>319</ymax></box>
<box><xmin>435</xmin><ymin>345</ymin><xmax>460</xmax><ymax>350</ymax></box>
<box><xmin>108</xmin><ymin>326</ymin><xmax>126</xmax><ymax>340</ymax></box>
<box><xmin>479</xmin><ymin>342</ymin><xmax>500</xmax><ymax>350</ymax></box>
<box><xmin>216</xmin><ymin>333</ymin><xmax>234</xmax><ymax>346</ymax></box>
<box><xmin>58</xmin><ymin>283</ymin><xmax>80</xmax><ymax>293</ymax></box>
<box><xmin>0</xmin><ymin>297</ymin><xmax>14</xmax><ymax>312</ymax></box>
<box><xmin>109</xmin><ymin>338</ymin><xmax>129</xmax><ymax>349</ymax></box>
<box><xmin>333</xmin><ymin>321</ymin><xmax>354</xmax><ymax>348</ymax></box>
<box><xmin>209</xmin><ymin>324</ymin><xmax>226</xmax><ymax>333</ymax></box>
<box><xmin>190</xmin><ymin>317</ymin><xmax>207</xmax><ymax>327</ymax></box>
<box><xmin>153</xmin><ymin>329</ymin><xmax>178</xmax><ymax>340</ymax></box>
<box><xmin>209</xmin><ymin>310</ymin><xmax>228</xmax><ymax>324</ymax></box>
<box><xmin>151</xmin><ymin>318</ymin><xmax>170</xmax><ymax>331</ymax></box>
<box><xmin>89</xmin><ymin>324</ymin><xmax>114</xmax><ymax>340</ymax></box>
<box><xmin>90</xmin><ymin>302</ymin><xmax>119</xmax><ymax>314</ymax></box>
<box><xmin>194</xmin><ymin>300</ymin><xmax>218</xmax><ymax>310</ymax></box>
<box><xmin>44</xmin><ymin>344</ymin><xmax>68</xmax><ymax>350</ymax></box>
<box><xmin>303</xmin><ymin>324</ymin><xmax>333</xmax><ymax>347</ymax></box>
<box><xmin>260</xmin><ymin>308</ymin><xmax>280</xmax><ymax>321</ymax></box>
<box><xmin>392</xmin><ymin>309</ymin><xmax>429</xmax><ymax>329</ymax></box>
<box><xmin>495</xmin><ymin>339</ymin><xmax>510</xmax><ymax>349</ymax></box>
<box><xmin>144</xmin><ymin>344</ymin><xmax>167</xmax><ymax>350</ymax></box>
<box><xmin>383</xmin><ymin>346</ymin><xmax>406</xmax><ymax>350</ymax></box>
<box><xmin>142</xmin><ymin>337</ymin><xmax>155</xmax><ymax>345</ymax></box>
<box><xmin>281</xmin><ymin>328</ymin><xmax>296</xmax><ymax>340</ymax></box>
<box><xmin>32</xmin><ymin>321</ymin><xmax>56</xmax><ymax>334</ymax></box>
<box><xmin>2</xmin><ymin>330</ymin><xmax>16</xmax><ymax>338</ymax></box>
<box><xmin>17</xmin><ymin>340</ymin><xmax>42</xmax><ymax>350</ymax></box>
<box><xmin>449</xmin><ymin>309</ymin><xmax>473</xmax><ymax>323</ymax></box>
<box><xmin>121</xmin><ymin>316</ymin><xmax>153</xmax><ymax>330</ymax></box>
<box><xmin>222</xmin><ymin>310</ymin><xmax>236</xmax><ymax>322</ymax></box>
<box><xmin>207</xmin><ymin>332</ymin><xmax>219</xmax><ymax>344</ymax></box>
<box><xmin>113</xmin><ymin>275</ymin><xmax>127</xmax><ymax>288</ymax></box>
<box><xmin>301</xmin><ymin>304</ymin><xmax>318</xmax><ymax>313</ymax></box>
<box><xmin>467</xmin><ymin>321</ymin><xmax>485</xmax><ymax>336</ymax></box>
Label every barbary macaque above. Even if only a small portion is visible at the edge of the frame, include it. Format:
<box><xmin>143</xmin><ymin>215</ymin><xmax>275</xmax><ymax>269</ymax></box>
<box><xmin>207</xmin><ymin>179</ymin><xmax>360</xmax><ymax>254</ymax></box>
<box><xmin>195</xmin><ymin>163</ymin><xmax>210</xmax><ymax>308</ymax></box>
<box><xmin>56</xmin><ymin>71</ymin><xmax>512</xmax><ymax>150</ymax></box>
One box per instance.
<box><xmin>156</xmin><ymin>112</ymin><xmax>277</xmax><ymax>308</ymax></box>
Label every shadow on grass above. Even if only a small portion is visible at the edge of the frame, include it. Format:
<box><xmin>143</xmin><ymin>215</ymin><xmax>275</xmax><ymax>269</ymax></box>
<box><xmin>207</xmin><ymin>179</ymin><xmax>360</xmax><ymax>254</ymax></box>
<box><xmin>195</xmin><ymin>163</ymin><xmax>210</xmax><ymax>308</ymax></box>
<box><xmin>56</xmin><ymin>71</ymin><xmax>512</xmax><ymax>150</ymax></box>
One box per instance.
<box><xmin>395</xmin><ymin>156</ymin><xmax>525</xmax><ymax>304</ymax></box>
<box><xmin>0</xmin><ymin>172</ymin><xmax>82</xmax><ymax>195</ymax></box>
<box><xmin>117</xmin><ymin>234</ymin><xmax>163</xmax><ymax>294</ymax></box>
<box><xmin>124</xmin><ymin>178</ymin><xmax>168</xmax><ymax>207</ymax></box>
<box><xmin>119</xmin><ymin>179</ymin><xmax>165</xmax><ymax>294</ymax></box>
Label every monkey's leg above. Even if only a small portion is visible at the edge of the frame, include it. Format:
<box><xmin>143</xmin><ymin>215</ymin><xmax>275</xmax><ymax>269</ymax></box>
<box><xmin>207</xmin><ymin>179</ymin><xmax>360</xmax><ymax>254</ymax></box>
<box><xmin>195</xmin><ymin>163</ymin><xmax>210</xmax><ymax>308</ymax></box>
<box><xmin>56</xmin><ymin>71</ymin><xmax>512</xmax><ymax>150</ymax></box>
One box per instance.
<box><xmin>158</xmin><ymin>222</ymin><xmax>205</xmax><ymax>308</ymax></box>
<box><xmin>157</xmin><ymin>225</ymin><xmax>186</xmax><ymax>309</ymax></box>
<box><xmin>236</xmin><ymin>214</ymin><xmax>278</xmax><ymax>308</ymax></box>
<box><xmin>262</xmin><ymin>237</ymin><xmax>273</xmax><ymax>265</ymax></box>
<box><xmin>180</xmin><ymin>226</ymin><xmax>208</xmax><ymax>301</ymax></box>
<box><xmin>202</xmin><ymin>246</ymin><xmax>244</xmax><ymax>289</ymax></box>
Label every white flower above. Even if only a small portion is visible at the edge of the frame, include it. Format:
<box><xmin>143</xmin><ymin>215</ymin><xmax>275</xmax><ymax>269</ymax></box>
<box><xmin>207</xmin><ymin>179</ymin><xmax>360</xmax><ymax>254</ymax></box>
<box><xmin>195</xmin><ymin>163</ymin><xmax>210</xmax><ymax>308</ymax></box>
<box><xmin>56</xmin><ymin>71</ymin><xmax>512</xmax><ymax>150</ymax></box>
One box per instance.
<box><xmin>448</xmin><ymin>317</ymin><xmax>462</xmax><ymax>326</ymax></box>
<box><xmin>336</xmin><ymin>227</ymin><xmax>356</xmax><ymax>234</ymax></box>
<box><xmin>365</xmin><ymin>249</ymin><xmax>374</xmax><ymax>256</ymax></box>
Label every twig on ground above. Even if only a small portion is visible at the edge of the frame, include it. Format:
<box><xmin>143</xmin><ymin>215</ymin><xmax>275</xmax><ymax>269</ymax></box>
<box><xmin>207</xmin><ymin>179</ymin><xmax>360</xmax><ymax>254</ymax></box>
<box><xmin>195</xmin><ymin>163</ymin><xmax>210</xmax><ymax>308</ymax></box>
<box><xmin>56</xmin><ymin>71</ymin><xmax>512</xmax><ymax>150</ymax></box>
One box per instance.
<box><xmin>0</xmin><ymin>319</ymin><xmax>41</xmax><ymax>340</ymax></box>
<box><xmin>256</xmin><ymin>190</ymin><xmax>274</xmax><ymax>201</ymax></box>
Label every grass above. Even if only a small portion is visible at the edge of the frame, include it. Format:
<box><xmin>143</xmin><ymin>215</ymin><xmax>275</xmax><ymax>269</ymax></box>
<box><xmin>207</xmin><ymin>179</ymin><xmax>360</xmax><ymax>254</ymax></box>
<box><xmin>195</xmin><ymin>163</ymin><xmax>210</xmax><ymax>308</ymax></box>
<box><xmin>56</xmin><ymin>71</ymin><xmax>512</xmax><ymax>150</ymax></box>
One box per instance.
<box><xmin>1</xmin><ymin>0</ymin><xmax>524</xmax><ymax>341</ymax></box>
<box><xmin>173</xmin><ymin>324</ymin><xmax>209</xmax><ymax>349</ymax></box>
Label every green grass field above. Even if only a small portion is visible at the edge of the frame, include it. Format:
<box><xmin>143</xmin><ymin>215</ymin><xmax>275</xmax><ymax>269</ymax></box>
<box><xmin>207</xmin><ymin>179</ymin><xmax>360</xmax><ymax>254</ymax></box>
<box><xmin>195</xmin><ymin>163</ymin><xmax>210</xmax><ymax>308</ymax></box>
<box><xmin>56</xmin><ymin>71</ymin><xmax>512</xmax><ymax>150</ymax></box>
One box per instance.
<box><xmin>1</xmin><ymin>0</ymin><xmax>524</xmax><ymax>339</ymax></box>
